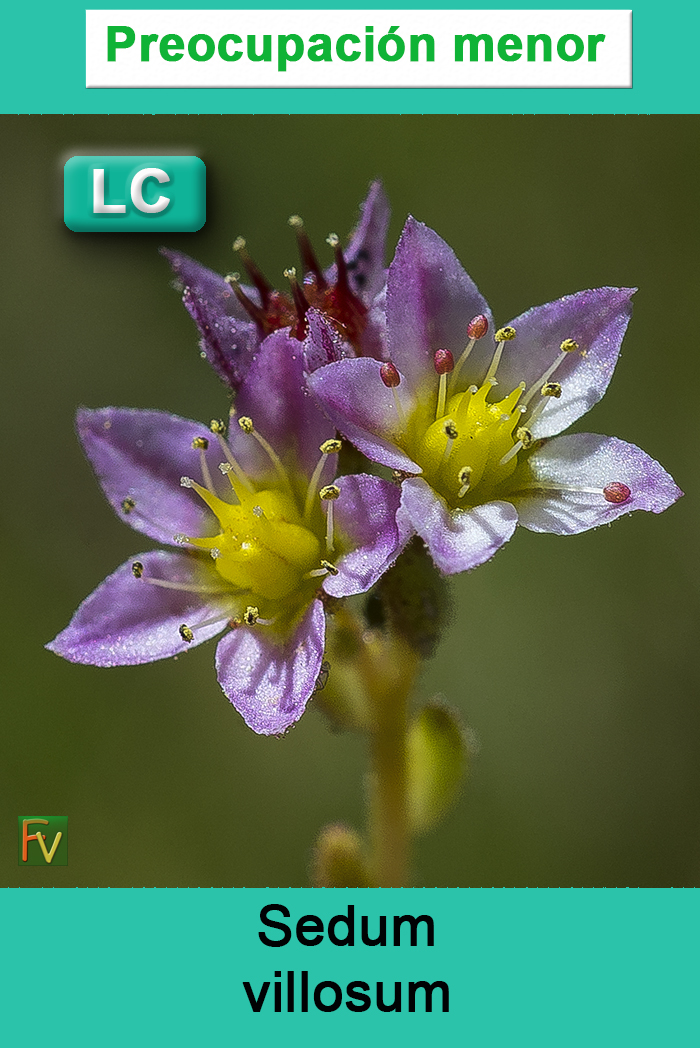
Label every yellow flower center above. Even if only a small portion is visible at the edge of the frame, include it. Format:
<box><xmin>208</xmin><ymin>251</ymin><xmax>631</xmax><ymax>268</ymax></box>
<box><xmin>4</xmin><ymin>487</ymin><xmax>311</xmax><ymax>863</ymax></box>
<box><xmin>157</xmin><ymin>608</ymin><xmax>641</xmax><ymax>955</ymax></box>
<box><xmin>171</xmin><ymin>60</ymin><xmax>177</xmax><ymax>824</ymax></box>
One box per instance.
<box><xmin>412</xmin><ymin>380</ymin><xmax>526</xmax><ymax>507</ymax></box>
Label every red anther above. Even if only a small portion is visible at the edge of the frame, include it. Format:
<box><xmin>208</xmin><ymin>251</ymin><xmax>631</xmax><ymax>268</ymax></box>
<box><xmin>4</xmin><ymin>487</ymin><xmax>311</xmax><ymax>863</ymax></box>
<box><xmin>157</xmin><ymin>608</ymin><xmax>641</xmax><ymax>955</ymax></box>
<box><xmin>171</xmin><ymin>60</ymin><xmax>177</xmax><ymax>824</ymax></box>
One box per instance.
<box><xmin>467</xmin><ymin>314</ymin><xmax>489</xmax><ymax>340</ymax></box>
<box><xmin>434</xmin><ymin>349</ymin><xmax>454</xmax><ymax>375</ymax></box>
<box><xmin>603</xmin><ymin>482</ymin><xmax>631</xmax><ymax>504</ymax></box>
<box><xmin>380</xmin><ymin>362</ymin><xmax>401</xmax><ymax>388</ymax></box>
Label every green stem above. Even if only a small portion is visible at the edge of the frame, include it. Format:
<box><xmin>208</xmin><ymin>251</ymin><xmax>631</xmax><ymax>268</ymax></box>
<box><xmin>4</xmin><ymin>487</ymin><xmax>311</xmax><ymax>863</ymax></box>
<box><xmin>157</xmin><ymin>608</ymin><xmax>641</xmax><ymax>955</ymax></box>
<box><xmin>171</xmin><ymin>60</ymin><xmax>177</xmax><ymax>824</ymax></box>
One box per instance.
<box><xmin>362</xmin><ymin>633</ymin><xmax>419</xmax><ymax>888</ymax></box>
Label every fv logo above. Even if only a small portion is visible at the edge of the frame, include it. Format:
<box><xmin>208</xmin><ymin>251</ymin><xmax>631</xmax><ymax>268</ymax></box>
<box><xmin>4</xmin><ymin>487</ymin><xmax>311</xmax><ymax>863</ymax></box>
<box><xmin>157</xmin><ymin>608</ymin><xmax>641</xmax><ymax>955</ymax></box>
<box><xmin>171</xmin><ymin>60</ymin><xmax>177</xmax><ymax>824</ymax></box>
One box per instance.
<box><xmin>19</xmin><ymin>816</ymin><xmax>68</xmax><ymax>865</ymax></box>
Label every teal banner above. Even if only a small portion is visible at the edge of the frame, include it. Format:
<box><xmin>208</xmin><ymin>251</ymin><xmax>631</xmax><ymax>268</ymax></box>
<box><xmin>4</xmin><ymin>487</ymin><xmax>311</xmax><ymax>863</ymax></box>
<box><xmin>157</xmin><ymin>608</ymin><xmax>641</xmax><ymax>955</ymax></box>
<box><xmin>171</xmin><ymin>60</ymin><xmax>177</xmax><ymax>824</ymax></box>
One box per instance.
<box><xmin>1</xmin><ymin>888</ymin><xmax>697</xmax><ymax>1044</ymax></box>
<box><xmin>2</xmin><ymin>1</ymin><xmax>700</xmax><ymax>113</ymax></box>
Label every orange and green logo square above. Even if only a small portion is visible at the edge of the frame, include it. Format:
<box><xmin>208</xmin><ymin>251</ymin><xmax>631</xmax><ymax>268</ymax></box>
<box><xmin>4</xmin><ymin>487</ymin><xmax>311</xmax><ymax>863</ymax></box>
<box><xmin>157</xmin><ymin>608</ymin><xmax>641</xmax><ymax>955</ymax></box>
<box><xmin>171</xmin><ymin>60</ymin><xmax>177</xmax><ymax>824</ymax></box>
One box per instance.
<box><xmin>18</xmin><ymin>817</ymin><xmax>68</xmax><ymax>865</ymax></box>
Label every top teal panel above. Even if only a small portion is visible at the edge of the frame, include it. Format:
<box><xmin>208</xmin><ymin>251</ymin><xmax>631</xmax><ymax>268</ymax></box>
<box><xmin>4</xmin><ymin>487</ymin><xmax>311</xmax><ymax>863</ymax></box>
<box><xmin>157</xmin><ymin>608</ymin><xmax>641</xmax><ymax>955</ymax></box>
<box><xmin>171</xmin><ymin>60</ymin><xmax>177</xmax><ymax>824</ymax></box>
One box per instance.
<box><xmin>2</xmin><ymin>1</ymin><xmax>699</xmax><ymax>113</ymax></box>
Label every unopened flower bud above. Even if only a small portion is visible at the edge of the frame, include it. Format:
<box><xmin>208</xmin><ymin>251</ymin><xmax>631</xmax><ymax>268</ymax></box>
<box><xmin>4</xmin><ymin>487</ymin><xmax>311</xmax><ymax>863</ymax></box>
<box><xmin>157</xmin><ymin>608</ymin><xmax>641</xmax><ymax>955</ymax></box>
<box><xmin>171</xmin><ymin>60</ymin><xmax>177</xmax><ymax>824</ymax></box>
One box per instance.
<box><xmin>495</xmin><ymin>326</ymin><xmax>517</xmax><ymax>342</ymax></box>
<box><xmin>603</xmin><ymin>482</ymin><xmax>631</xmax><ymax>504</ymax></box>
<box><xmin>467</xmin><ymin>314</ymin><xmax>489</xmax><ymax>340</ymax></box>
<box><xmin>380</xmin><ymin>361</ymin><xmax>401</xmax><ymax>388</ymax></box>
<box><xmin>434</xmin><ymin>349</ymin><xmax>454</xmax><ymax>375</ymax></box>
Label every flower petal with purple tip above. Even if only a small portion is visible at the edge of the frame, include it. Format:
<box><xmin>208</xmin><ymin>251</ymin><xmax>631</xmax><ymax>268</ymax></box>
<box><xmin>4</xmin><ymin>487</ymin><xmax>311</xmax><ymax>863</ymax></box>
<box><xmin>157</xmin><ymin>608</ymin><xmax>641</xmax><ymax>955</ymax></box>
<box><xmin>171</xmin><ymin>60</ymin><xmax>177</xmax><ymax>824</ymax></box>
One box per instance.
<box><xmin>333</xmin><ymin>180</ymin><xmax>390</xmax><ymax>306</ymax></box>
<box><xmin>510</xmin><ymin>433</ymin><xmax>683</xmax><ymax>535</ymax></box>
<box><xmin>77</xmin><ymin>407</ymin><xmax>223</xmax><ymax>545</ymax></box>
<box><xmin>386</xmin><ymin>218</ymin><xmax>494</xmax><ymax>390</ymax></box>
<box><xmin>46</xmin><ymin>550</ymin><xmax>230</xmax><ymax>667</ymax></box>
<box><xmin>161</xmin><ymin>248</ymin><xmax>260</xmax><ymax>388</ymax></box>
<box><xmin>215</xmin><ymin>599</ymin><xmax>325</xmax><ymax>735</ymax></box>
<box><xmin>324</xmin><ymin>474</ymin><xmax>402</xmax><ymax>598</ymax></box>
<box><xmin>398</xmin><ymin>478</ymin><xmax>518</xmax><ymax>575</ymax></box>
<box><xmin>497</xmin><ymin>287</ymin><xmax>635</xmax><ymax>438</ymax></box>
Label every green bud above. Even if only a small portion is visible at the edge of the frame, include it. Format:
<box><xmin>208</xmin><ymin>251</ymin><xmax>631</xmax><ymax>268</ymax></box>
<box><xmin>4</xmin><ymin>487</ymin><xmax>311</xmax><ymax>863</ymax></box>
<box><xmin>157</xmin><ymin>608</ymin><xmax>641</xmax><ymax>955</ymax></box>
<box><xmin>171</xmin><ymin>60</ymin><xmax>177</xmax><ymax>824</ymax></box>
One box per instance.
<box><xmin>407</xmin><ymin>702</ymin><xmax>466</xmax><ymax>835</ymax></box>
<box><xmin>311</xmin><ymin>823</ymin><xmax>371</xmax><ymax>887</ymax></box>
<box><xmin>370</xmin><ymin>537</ymin><xmax>451</xmax><ymax>659</ymax></box>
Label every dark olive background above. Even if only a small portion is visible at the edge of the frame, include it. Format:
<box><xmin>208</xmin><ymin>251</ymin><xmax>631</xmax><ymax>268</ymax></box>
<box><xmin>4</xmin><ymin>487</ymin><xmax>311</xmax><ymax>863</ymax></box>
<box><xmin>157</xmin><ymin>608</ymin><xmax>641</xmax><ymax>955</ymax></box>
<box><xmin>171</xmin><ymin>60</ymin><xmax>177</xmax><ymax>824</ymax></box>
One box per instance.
<box><xmin>2</xmin><ymin>115</ymin><xmax>698</xmax><ymax>887</ymax></box>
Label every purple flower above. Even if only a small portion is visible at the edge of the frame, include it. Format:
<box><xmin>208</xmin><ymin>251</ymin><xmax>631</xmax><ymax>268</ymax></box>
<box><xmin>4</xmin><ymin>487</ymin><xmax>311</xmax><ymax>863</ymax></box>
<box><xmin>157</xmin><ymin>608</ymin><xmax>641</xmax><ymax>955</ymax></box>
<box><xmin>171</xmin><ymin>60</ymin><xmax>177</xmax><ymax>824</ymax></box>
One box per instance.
<box><xmin>47</xmin><ymin>327</ymin><xmax>401</xmax><ymax>735</ymax></box>
<box><xmin>309</xmin><ymin>218</ymin><xmax>682</xmax><ymax>575</ymax></box>
<box><xmin>162</xmin><ymin>181</ymin><xmax>390</xmax><ymax>389</ymax></box>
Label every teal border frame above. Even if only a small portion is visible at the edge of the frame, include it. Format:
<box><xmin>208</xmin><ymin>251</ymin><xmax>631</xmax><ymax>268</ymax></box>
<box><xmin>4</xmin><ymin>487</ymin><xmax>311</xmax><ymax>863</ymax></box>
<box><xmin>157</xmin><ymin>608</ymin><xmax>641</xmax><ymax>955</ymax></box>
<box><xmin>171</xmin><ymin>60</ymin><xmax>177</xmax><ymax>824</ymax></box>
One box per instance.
<box><xmin>4</xmin><ymin>1</ymin><xmax>700</xmax><ymax>113</ymax></box>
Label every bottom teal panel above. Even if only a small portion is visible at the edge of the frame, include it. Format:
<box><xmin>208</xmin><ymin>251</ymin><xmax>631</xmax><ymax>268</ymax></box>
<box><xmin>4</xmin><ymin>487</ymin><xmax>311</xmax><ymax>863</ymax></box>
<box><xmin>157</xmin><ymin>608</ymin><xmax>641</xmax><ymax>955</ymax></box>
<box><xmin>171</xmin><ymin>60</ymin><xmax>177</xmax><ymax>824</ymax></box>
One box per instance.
<box><xmin>0</xmin><ymin>888</ymin><xmax>696</xmax><ymax>1046</ymax></box>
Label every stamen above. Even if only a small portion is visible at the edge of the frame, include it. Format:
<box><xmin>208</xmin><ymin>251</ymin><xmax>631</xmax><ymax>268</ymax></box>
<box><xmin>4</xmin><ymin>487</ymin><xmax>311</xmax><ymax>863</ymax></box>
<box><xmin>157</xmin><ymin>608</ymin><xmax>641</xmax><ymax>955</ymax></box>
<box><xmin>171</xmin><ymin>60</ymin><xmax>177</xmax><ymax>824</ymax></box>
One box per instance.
<box><xmin>441</xmin><ymin>420</ymin><xmax>459</xmax><ymax>466</ymax></box>
<box><xmin>484</xmin><ymin>326</ymin><xmax>517</xmax><ymax>384</ymax></box>
<box><xmin>179</xmin><ymin>624</ymin><xmax>194</xmax><ymax>643</ymax></box>
<box><xmin>121</xmin><ymin>497</ymin><xmax>136</xmax><ymax>514</ymax></box>
<box><xmin>319</xmin><ymin>484</ymin><xmax>341</xmax><ymax>500</ymax></box>
<box><xmin>289</xmin><ymin>214</ymin><xmax>327</xmax><ymax>288</ymax></box>
<box><xmin>434</xmin><ymin>349</ymin><xmax>454</xmax><ymax>419</ymax></box>
<box><xmin>142</xmin><ymin>574</ymin><xmax>231</xmax><ymax>595</ymax></box>
<box><xmin>306</xmin><ymin>559</ymin><xmax>339</xmax><ymax>579</ymax></box>
<box><xmin>521</xmin><ymin>382</ymin><xmax>563</xmax><ymax>434</ymax></box>
<box><xmin>380</xmin><ymin>361</ymin><xmax>406</xmax><ymax>430</ymax></box>
<box><xmin>232</xmin><ymin>235</ymin><xmax>273</xmax><ymax>308</ymax></box>
<box><xmin>243</xmin><ymin>606</ymin><xmax>259</xmax><ymax>626</ymax></box>
<box><xmin>224</xmin><ymin>272</ymin><xmax>270</xmax><ymax>330</ymax></box>
<box><xmin>521</xmin><ymin>339</ymin><xmax>576</xmax><ymax>408</ymax></box>
<box><xmin>283</xmin><ymin>266</ymin><xmax>311</xmax><ymax>333</ymax></box>
<box><xmin>214</xmin><ymin>435</ymin><xmax>255</xmax><ymax>495</ymax></box>
<box><xmin>452</xmin><ymin>314</ymin><xmax>489</xmax><ymax>389</ymax></box>
<box><xmin>237</xmin><ymin>415</ymin><xmax>289</xmax><ymax>490</ymax></box>
<box><xmin>320</xmin><ymin>438</ymin><xmax>342</xmax><ymax>454</ymax></box>
<box><xmin>457</xmin><ymin>466</ymin><xmax>472</xmax><ymax>499</ymax></box>
<box><xmin>192</xmin><ymin>438</ymin><xmax>215</xmax><ymax>497</ymax></box>
<box><xmin>326</xmin><ymin>232</ymin><xmax>350</xmax><ymax>296</ymax></box>
<box><xmin>132</xmin><ymin>561</ymin><xmax>144</xmax><ymax>578</ymax></box>
<box><xmin>209</xmin><ymin>419</ymin><xmax>227</xmax><ymax>436</ymax></box>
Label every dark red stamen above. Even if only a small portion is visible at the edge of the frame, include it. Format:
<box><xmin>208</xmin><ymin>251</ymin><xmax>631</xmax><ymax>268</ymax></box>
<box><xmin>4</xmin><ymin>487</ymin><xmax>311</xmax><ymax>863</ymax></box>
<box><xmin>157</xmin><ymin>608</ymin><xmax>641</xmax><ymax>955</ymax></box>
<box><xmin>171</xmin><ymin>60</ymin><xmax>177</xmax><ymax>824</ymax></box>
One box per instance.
<box><xmin>467</xmin><ymin>314</ymin><xmax>489</xmax><ymax>340</ymax></box>
<box><xmin>603</xmin><ymin>482</ymin><xmax>631</xmax><ymax>504</ymax></box>
<box><xmin>227</xmin><ymin>278</ymin><xmax>273</xmax><ymax>332</ymax></box>
<box><xmin>380</xmin><ymin>361</ymin><xmax>401</xmax><ymax>388</ymax></box>
<box><xmin>290</xmin><ymin>217</ymin><xmax>327</xmax><ymax>289</ymax></box>
<box><xmin>285</xmin><ymin>269</ymin><xmax>311</xmax><ymax>339</ymax></box>
<box><xmin>233</xmin><ymin>238</ymin><xmax>273</xmax><ymax>309</ymax></box>
<box><xmin>434</xmin><ymin>349</ymin><xmax>454</xmax><ymax>375</ymax></box>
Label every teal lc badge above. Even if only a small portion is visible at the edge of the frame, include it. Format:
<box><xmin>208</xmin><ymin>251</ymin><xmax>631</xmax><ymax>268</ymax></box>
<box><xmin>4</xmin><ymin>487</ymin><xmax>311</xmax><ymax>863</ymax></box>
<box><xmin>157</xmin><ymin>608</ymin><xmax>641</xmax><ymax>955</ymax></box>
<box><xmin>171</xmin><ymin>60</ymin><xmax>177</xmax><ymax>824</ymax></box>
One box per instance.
<box><xmin>64</xmin><ymin>155</ymin><xmax>206</xmax><ymax>232</ymax></box>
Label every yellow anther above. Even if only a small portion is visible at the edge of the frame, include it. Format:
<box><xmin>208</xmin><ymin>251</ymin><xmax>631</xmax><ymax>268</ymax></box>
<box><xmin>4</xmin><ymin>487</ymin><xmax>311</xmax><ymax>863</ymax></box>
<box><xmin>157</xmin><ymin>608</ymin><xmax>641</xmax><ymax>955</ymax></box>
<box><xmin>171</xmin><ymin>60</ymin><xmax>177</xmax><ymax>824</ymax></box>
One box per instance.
<box><xmin>458</xmin><ymin>466</ymin><xmax>472</xmax><ymax>485</ymax></box>
<box><xmin>541</xmin><ymin>382</ymin><xmax>562</xmax><ymax>398</ymax></box>
<box><xmin>560</xmin><ymin>338</ymin><xmax>579</xmax><ymax>353</ymax></box>
<box><xmin>320</xmin><ymin>559</ymin><xmax>339</xmax><ymax>576</ymax></box>
<box><xmin>238</xmin><ymin>416</ymin><xmax>254</xmax><ymax>434</ymax></box>
<box><xmin>192</xmin><ymin>436</ymin><xmax>209</xmax><ymax>450</ymax></box>
<box><xmin>288</xmin><ymin>214</ymin><xmax>303</xmax><ymax>228</ymax></box>
<box><xmin>515</xmin><ymin>426</ymin><xmax>534</xmax><ymax>448</ymax></box>
<box><xmin>243</xmin><ymin>606</ymin><xmax>259</xmax><ymax>626</ymax></box>
<box><xmin>444</xmin><ymin>421</ymin><xmax>459</xmax><ymax>440</ymax></box>
<box><xmin>121</xmin><ymin>497</ymin><xmax>136</xmax><ymax>514</ymax></box>
<box><xmin>131</xmin><ymin>561</ymin><xmax>144</xmax><ymax>578</ymax></box>
<box><xmin>495</xmin><ymin>326</ymin><xmax>517</xmax><ymax>342</ymax></box>
<box><xmin>224</xmin><ymin>272</ymin><xmax>240</xmax><ymax>285</ymax></box>
<box><xmin>179</xmin><ymin>624</ymin><xmax>194</xmax><ymax>643</ymax></box>
<box><xmin>319</xmin><ymin>484</ymin><xmax>340</xmax><ymax>501</ymax></box>
<box><xmin>320</xmin><ymin>439</ymin><xmax>343</xmax><ymax>454</ymax></box>
<box><xmin>283</xmin><ymin>267</ymin><xmax>297</xmax><ymax>281</ymax></box>
<box><xmin>326</xmin><ymin>233</ymin><xmax>340</xmax><ymax>248</ymax></box>
<box><xmin>232</xmin><ymin>236</ymin><xmax>246</xmax><ymax>252</ymax></box>
<box><xmin>209</xmin><ymin>419</ymin><xmax>226</xmax><ymax>435</ymax></box>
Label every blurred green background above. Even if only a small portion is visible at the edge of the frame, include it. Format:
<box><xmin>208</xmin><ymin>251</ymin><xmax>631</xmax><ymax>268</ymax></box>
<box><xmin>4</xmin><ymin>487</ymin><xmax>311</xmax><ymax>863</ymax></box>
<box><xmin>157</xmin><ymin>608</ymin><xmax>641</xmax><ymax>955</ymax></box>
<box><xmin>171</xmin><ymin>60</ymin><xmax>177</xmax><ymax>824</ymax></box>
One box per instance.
<box><xmin>2</xmin><ymin>115</ymin><xmax>698</xmax><ymax>887</ymax></box>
